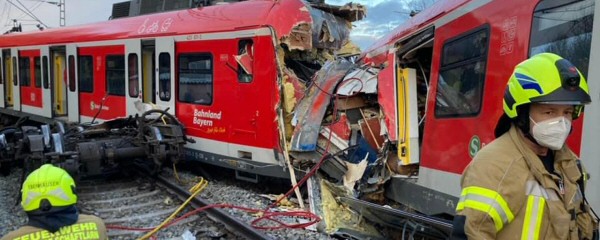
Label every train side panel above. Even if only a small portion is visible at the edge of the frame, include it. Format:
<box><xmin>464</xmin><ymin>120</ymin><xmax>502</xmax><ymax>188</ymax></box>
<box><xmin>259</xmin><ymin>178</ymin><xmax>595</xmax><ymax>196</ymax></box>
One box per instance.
<box><xmin>78</xmin><ymin>45</ymin><xmax>127</xmax><ymax>122</ymax></box>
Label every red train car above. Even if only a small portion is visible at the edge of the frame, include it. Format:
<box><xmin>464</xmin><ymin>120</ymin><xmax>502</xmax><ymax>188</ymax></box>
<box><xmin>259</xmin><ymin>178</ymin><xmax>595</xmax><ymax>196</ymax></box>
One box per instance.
<box><xmin>361</xmin><ymin>0</ymin><xmax>596</xmax><ymax>215</ymax></box>
<box><xmin>0</xmin><ymin>0</ymin><xmax>364</xmax><ymax>179</ymax></box>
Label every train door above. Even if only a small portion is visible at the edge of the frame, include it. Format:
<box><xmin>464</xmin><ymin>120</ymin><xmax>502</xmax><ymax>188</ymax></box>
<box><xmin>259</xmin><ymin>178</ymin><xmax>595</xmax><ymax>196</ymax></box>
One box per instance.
<box><xmin>40</xmin><ymin>47</ymin><xmax>52</xmax><ymax>117</ymax></box>
<box><xmin>19</xmin><ymin>50</ymin><xmax>43</xmax><ymax>114</ymax></box>
<box><xmin>419</xmin><ymin>23</ymin><xmax>492</xmax><ymax>203</ymax></box>
<box><xmin>4</xmin><ymin>51</ymin><xmax>13</xmax><ymax>107</ymax></box>
<box><xmin>141</xmin><ymin>44</ymin><xmax>155</xmax><ymax>104</ymax></box>
<box><xmin>11</xmin><ymin>48</ymin><xmax>20</xmax><ymax>111</ymax></box>
<box><xmin>0</xmin><ymin>49</ymin><xmax>4</xmax><ymax>108</ymax></box>
<box><xmin>233</xmin><ymin>39</ymin><xmax>256</xmax><ymax>140</ymax></box>
<box><xmin>155</xmin><ymin>37</ymin><xmax>175</xmax><ymax>113</ymax></box>
<box><xmin>125</xmin><ymin>40</ymin><xmax>142</xmax><ymax>116</ymax></box>
<box><xmin>52</xmin><ymin>51</ymin><xmax>67</xmax><ymax>116</ymax></box>
<box><xmin>230</xmin><ymin>35</ymin><xmax>280</xmax><ymax>168</ymax></box>
<box><xmin>78</xmin><ymin>45</ymin><xmax>126</xmax><ymax>122</ymax></box>
<box><xmin>66</xmin><ymin>44</ymin><xmax>79</xmax><ymax>122</ymax></box>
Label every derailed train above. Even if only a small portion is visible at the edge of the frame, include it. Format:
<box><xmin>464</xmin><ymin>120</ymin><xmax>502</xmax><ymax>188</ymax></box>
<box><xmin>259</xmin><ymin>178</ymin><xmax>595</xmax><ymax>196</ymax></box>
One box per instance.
<box><xmin>0</xmin><ymin>0</ymin><xmax>364</xmax><ymax>176</ymax></box>
<box><xmin>0</xmin><ymin>0</ymin><xmax>599</xmax><ymax>238</ymax></box>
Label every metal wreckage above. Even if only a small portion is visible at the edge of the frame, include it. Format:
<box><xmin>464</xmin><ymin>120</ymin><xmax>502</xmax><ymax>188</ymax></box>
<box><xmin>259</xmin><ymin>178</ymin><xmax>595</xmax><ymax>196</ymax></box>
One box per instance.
<box><xmin>273</xmin><ymin>2</ymin><xmax>451</xmax><ymax>239</ymax></box>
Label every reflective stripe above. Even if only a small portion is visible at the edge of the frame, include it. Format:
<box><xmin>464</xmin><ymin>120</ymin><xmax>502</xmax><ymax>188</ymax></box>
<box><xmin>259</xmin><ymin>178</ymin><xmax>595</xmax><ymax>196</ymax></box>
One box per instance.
<box><xmin>521</xmin><ymin>195</ymin><xmax>545</xmax><ymax>240</ymax></box>
<box><xmin>456</xmin><ymin>186</ymin><xmax>514</xmax><ymax>231</ymax></box>
<box><xmin>526</xmin><ymin>180</ymin><xmax>559</xmax><ymax>200</ymax></box>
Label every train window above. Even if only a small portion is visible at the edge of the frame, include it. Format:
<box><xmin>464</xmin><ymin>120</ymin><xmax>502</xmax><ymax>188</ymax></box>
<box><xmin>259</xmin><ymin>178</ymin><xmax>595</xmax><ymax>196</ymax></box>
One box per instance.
<box><xmin>19</xmin><ymin>57</ymin><xmax>31</xmax><ymax>86</ymax></box>
<box><xmin>128</xmin><ymin>53</ymin><xmax>139</xmax><ymax>98</ymax></box>
<box><xmin>530</xmin><ymin>0</ymin><xmax>594</xmax><ymax>79</ymax></box>
<box><xmin>106</xmin><ymin>55</ymin><xmax>125</xmax><ymax>96</ymax></box>
<box><xmin>68</xmin><ymin>55</ymin><xmax>75</xmax><ymax>92</ymax></box>
<box><xmin>158</xmin><ymin>53</ymin><xmax>171</xmax><ymax>101</ymax></box>
<box><xmin>178</xmin><ymin>53</ymin><xmax>213</xmax><ymax>105</ymax></box>
<box><xmin>12</xmin><ymin>57</ymin><xmax>17</xmax><ymax>86</ymax></box>
<box><xmin>34</xmin><ymin>57</ymin><xmax>41</xmax><ymax>88</ymax></box>
<box><xmin>435</xmin><ymin>26</ymin><xmax>489</xmax><ymax>118</ymax></box>
<box><xmin>78</xmin><ymin>56</ymin><xmax>93</xmax><ymax>93</ymax></box>
<box><xmin>237</xmin><ymin>39</ymin><xmax>253</xmax><ymax>83</ymax></box>
<box><xmin>42</xmin><ymin>56</ymin><xmax>49</xmax><ymax>89</ymax></box>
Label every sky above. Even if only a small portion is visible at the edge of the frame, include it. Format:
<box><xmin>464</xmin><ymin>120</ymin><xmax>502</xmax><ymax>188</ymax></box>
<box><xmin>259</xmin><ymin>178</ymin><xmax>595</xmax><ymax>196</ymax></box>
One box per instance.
<box><xmin>0</xmin><ymin>0</ymin><xmax>433</xmax><ymax>50</ymax></box>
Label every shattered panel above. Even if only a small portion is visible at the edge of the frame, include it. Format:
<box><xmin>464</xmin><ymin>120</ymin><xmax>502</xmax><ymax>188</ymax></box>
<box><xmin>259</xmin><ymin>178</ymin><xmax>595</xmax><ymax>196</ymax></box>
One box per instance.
<box><xmin>342</xmin><ymin>160</ymin><xmax>368</xmax><ymax>191</ymax></box>
<box><xmin>282</xmin><ymin>22</ymin><xmax>313</xmax><ymax>50</ymax></box>
<box><xmin>336</xmin><ymin>41</ymin><xmax>362</xmax><ymax>57</ymax></box>
<box><xmin>310</xmin><ymin>2</ymin><xmax>367</xmax><ymax>22</ymax></box>
<box><xmin>290</xmin><ymin>59</ymin><xmax>353</xmax><ymax>152</ymax></box>
<box><xmin>309</xmin><ymin>8</ymin><xmax>351</xmax><ymax>50</ymax></box>
<box><xmin>377</xmin><ymin>53</ymin><xmax>397</xmax><ymax>141</ymax></box>
<box><xmin>334</xmin><ymin>96</ymin><xmax>367</xmax><ymax>110</ymax></box>
<box><xmin>319</xmin><ymin>113</ymin><xmax>350</xmax><ymax>150</ymax></box>
<box><xmin>359</xmin><ymin>115</ymin><xmax>384</xmax><ymax>151</ymax></box>
<box><xmin>336</xmin><ymin>67</ymin><xmax>379</xmax><ymax>96</ymax></box>
<box><xmin>234</xmin><ymin>43</ymin><xmax>254</xmax><ymax>75</ymax></box>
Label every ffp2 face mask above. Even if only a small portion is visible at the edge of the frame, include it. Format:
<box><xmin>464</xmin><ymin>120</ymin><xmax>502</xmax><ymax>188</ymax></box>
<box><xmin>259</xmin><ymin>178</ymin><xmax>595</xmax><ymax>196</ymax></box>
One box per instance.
<box><xmin>530</xmin><ymin>116</ymin><xmax>571</xmax><ymax>150</ymax></box>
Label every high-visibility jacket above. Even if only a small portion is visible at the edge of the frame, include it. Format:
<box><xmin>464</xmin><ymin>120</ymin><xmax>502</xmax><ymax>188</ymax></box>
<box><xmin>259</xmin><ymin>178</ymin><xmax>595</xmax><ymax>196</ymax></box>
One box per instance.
<box><xmin>1</xmin><ymin>214</ymin><xmax>107</xmax><ymax>240</ymax></box>
<box><xmin>454</xmin><ymin>126</ymin><xmax>597</xmax><ymax>239</ymax></box>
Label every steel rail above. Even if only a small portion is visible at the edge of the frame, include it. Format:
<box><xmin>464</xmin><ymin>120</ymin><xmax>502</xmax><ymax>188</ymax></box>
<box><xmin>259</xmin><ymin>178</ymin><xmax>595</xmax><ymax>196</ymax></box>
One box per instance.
<box><xmin>155</xmin><ymin>175</ymin><xmax>272</xmax><ymax>240</ymax></box>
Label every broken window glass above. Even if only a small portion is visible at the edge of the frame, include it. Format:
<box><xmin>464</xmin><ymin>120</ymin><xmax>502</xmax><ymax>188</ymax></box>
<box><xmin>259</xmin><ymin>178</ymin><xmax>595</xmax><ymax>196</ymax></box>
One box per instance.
<box><xmin>237</xmin><ymin>39</ymin><xmax>253</xmax><ymax>83</ymax></box>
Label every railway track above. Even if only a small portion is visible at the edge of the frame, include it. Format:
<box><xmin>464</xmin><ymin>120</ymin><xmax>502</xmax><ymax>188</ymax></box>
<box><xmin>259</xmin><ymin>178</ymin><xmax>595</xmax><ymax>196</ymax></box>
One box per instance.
<box><xmin>1</xmin><ymin>164</ymin><xmax>455</xmax><ymax>240</ymax></box>
<box><xmin>1</xmin><ymin>165</ymin><xmax>335</xmax><ymax>240</ymax></box>
<box><xmin>77</xmin><ymin>171</ymin><xmax>269</xmax><ymax>240</ymax></box>
<box><xmin>154</xmin><ymin>174</ymin><xmax>271</xmax><ymax>240</ymax></box>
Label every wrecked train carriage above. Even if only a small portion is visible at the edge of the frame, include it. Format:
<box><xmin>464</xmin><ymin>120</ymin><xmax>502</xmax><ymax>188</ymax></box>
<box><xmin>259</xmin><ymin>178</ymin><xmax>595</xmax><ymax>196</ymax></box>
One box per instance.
<box><xmin>0</xmin><ymin>0</ymin><xmax>365</xmax><ymax>178</ymax></box>
<box><xmin>304</xmin><ymin>0</ymin><xmax>597</xmax><ymax>238</ymax></box>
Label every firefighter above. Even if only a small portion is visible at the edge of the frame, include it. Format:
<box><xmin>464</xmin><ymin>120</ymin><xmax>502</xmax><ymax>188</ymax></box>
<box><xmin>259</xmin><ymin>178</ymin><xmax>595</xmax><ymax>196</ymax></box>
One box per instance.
<box><xmin>452</xmin><ymin>53</ymin><xmax>599</xmax><ymax>239</ymax></box>
<box><xmin>1</xmin><ymin>164</ymin><xmax>107</xmax><ymax>240</ymax></box>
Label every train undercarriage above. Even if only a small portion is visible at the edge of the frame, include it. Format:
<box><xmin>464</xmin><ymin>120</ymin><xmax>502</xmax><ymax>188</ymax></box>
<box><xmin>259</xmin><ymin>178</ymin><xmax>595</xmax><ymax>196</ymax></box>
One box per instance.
<box><xmin>0</xmin><ymin>108</ymin><xmax>192</xmax><ymax>178</ymax></box>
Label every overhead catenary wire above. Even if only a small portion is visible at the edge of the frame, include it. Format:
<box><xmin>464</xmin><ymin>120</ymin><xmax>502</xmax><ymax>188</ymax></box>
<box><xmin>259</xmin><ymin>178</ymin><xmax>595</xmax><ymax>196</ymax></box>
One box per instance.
<box><xmin>15</xmin><ymin>0</ymin><xmax>46</xmax><ymax>27</ymax></box>
<box><xmin>5</xmin><ymin>0</ymin><xmax>35</xmax><ymax>20</ymax></box>
<box><xmin>5</xmin><ymin>0</ymin><xmax>48</xmax><ymax>28</ymax></box>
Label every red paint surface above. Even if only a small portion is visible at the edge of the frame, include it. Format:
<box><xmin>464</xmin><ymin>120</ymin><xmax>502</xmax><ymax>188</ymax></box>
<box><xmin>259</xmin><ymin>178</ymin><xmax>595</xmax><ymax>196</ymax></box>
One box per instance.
<box><xmin>19</xmin><ymin>50</ymin><xmax>42</xmax><ymax>108</ymax></box>
<box><xmin>175</xmin><ymin>36</ymin><xmax>280</xmax><ymax>150</ymax></box>
<box><xmin>365</xmin><ymin>0</ymin><xmax>584</xmax><ymax>175</ymax></box>
<box><xmin>377</xmin><ymin>54</ymin><xmax>397</xmax><ymax>141</ymax></box>
<box><xmin>78</xmin><ymin>46</ymin><xmax>126</xmax><ymax>120</ymax></box>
